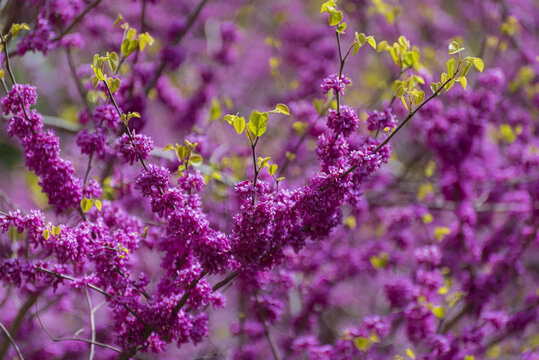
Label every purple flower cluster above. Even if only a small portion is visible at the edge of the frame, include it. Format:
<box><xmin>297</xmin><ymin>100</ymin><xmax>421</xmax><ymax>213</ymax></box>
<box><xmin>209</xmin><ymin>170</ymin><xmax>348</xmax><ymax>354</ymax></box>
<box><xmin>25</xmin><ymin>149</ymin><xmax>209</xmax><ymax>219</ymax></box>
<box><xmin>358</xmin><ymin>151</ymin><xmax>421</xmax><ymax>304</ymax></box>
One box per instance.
<box><xmin>116</xmin><ymin>131</ymin><xmax>154</xmax><ymax>165</ymax></box>
<box><xmin>326</xmin><ymin>105</ymin><xmax>359</xmax><ymax>137</ymax></box>
<box><xmin>321</xmin><ymin>73</ymin><xmax>351</xmax><ymax>96</ymax></box>
<box><xmin>0</xmin><ymin>0</ymin><xmax>536</xmax><ymax>359</ymax></box>
<box><xmin>2</xmin><ymin>84</ymin><xmax>83</xmax><ymax>213</ymax></box>
<box><xmin>366</xmin><ymin>107</ymin><xmax>397</xmax><ymax>131</ymax></box>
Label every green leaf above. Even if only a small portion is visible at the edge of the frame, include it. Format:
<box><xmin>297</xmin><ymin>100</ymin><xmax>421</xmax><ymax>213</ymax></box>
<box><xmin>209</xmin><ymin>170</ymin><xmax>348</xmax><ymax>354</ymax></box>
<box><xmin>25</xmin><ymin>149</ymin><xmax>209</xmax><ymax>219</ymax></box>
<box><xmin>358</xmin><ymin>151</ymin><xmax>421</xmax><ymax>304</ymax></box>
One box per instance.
<box><xmin>411</xmin><ymin>49</ymin><xmax>421</xmax><ymax>64</ymax></box>
<box><xmin>320</xmin><ymin>0</ymin><xmax>336</xmax><ymax>14</ymax></box>
<box><xmin>91</xmin><ymin>65</ymin><xmax>105</xmax><ymax>81</ymax></box>
<box><xmin>459</xmin><ymin>76</ymin><xmax>467</xmax><ymax>90</ymax></box>
<box><xmin>257</xmin><ymin>157</ymin><xmax>271</xmax><ymax>168</ymax></box>
<box><xmin>355</xmin><ymin>337</ymin><xmax>369</xmax><ymax>350</ymax></box>
<box><xmin>274</xmin><ymin>103</ymin><xmax>290</xmax><ymax>115</ymax></box>
<box><xmin>328</xmin><ymin>9</ymin><xmax>343</xmax><ymax>26</ymax></box>
<box><xmin>441</xmin><ymin>72</ymin><xmax>447</xmax><ymax>83</ymax></box>
<box><xmin>52</xmin><ymin>225</ymin><xmax>61</xmax><ymax>237</ymax></box>
<box><xmin>233</xmin><ymin>116</ymin><xmax>246</xmax><ymax>134</ymax></box>
<box><xmin>403</xmin><ymin>52</ymin><xmax>414</xmax><ymax>66</ymax></box>
<box><xmin>356</xmin><ymin>32</ymin><xmax>366</xmax><ymax>46</ymax></box>
<box><xmin>10</xmin><ymin>24</ymin><xmax>20</xmax><ymax>37</ymax></box>
<box><xmin>366</xmin><ymin>36</ymin><xmax>376</xmax><ymax>49</ymax></box>
<box><xmin>473</xmin><ymin>57</ymin><xmax>484</xmax><ymax>72</ymax></box>
<box><xmin>127</xmin><ymin>112</ymin><xmax>141</xmax><ymax>121</ymax></box>
<box><xmin>81</xmin><ymin>198</ymin><xmax>93</xmax><ymax>213</ymax></box>
<box><xmin>370</xmin><ymin>252</ymin><xmax>389</xmax><ymax>269</ymax></box>
<box><xmin>412</xmin><ymin>74</ymin><xmax>425</xmax><ymax>85</ymax></box>
<box><xmin>461</xmin><ymin>61</ymin><xmax>473</xmax><ymax>77</ymax></box>
<box><xmin>444</xmin><ymin>79</ymin><xmax>455</xmax><ymax>92</ymax></box>
<box><xmin>163</xmin><ymin>144</ymin><xmax>174</xmax><ymax>152</ymax></box>
<box><xmin>448</xmin><ymin>41</ymin><xmax>464</xmax><ymax>54</ymax></box>
<box><xmin>406</xmin><ymin>348</ymin><xmax>416</xmax><ymax>359</ymax></box>
<box><xmin>126</xmin><ymin>28</ymin><xmax>137</xmax><ymax>41</ymax></box>
<box><xmin>352</xmin><ymin>42</ymin><xmax>360</xmax><ymax>55</ymax></box>
<box><xmin>395</xmin><ymin>86</ymin><xmax>406</xmax><ymax>98</ymax></box>
<box><xmin>401</xmin><ymin>97</ymin><xmax>409</xmax><ymax>111</ymax></box>
<box><xmin>209</xmin><ymin>98</ymin><xmax>221</xmax><ymax>121</ymax></box>
<box><xmin>377</xmin><ymin>40</ymin><xmax>389</xmax><ymax>52</ymax></box>
<box><xmin>414</xmin><ymin>90</ymin><xmax>425</xmax><ymax>105</ymax></box>
<box><xmin>224</xmin><ymin>114</ymin><xmax>236</xmax><ymax>124</ymax></box>
<box><xmin>113</xmin><ymin>14</ymin><xmax>124</xmax><ymax>27</ymax></box>
<box><xmin>108</xmin><ymin>78</ymin><xmax>121</xmax><ymax>94</ymax></box>
<box><xmin>175</xmin><ymin>145</ymin><xmax>189</xmax><ymax>161</ymax></box>
<box><xmin>398</xmin><ymin>35</ymin><xmax>410</xmax><ymax>49</ymax></box>
<box><xmin>430</xmin><ymin>82</ymin><xmax>439</xmax><ymax>93</ymax></box>
<box><xmin>138</xmin><ymin>32</ymin><xmax>154</xmax><ymax>52</ymax></box>
<box><xmin>247</xmin><ymin>111</ymin><xmax>268</xmax><ymax>137</ymax></box>
<box><xmin>121</xmin><ymin>39</ymin><xmax>139</xmax><ymax>57</ymax></box>
<box><xmin>447</xmin><ymin>58</ymin><xmax>455</xmax><ymax>78</ymax></box>
<box><xmin>313</xmin><ymin>99</ymin><xmax>325</xmax><ymax>114</ymax></box>
<box><xmin>189</xmin><ymin>154</ymin><xmax>203</xmax><ymax>166</ymax></box>
<box><xmin>108</xmin><ymin>52</ymin><xmax>119</xmax><ymax>71</ymax></box>
<box><xmin>268</xmin><ymin>164</ymin><xmax>278</xmax><ymax>176</ymax></box>
<box><xmin>336</xmin><ymin>22</ymin><xmax>347</xmax><ymax>34</ymax></box>
<box><xmin>432</xmin><ymin>306</ymin><xmax>446</xmax><ymax>319</ymax></box>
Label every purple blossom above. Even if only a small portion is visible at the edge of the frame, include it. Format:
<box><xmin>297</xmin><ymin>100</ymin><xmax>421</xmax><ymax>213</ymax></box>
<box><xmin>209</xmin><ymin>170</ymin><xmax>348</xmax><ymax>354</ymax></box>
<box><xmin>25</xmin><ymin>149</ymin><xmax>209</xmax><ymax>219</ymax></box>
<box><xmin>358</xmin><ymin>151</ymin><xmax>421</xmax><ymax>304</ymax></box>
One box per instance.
<box><xmin>321</xmin><ymin>73</ymin><xmax>351</xmax><ymax>96</ymax></box>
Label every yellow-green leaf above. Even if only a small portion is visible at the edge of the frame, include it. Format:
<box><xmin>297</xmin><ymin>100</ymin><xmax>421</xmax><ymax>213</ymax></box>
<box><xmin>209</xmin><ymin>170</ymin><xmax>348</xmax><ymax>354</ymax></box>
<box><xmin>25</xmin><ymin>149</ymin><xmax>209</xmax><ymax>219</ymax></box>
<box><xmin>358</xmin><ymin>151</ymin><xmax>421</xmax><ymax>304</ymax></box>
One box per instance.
<box><xmin>52</xmin><ymin>225</ymin><xmax>61</xmax><ymax>237</ymax></box>
<box><xmin>448</xmin><ymin>41</ymin><xmax>464</xmax><ymax>54</ymax></box>
<box><xmin>355</xmin><ymin>337</ymin><xmax>368</xmax><ymax>350</ymax></box>
<box><xmin>434</xmin><ymin>226</ymin><xmax>451</xmax><ymax>241</ymax></box>
<box><xmin>356</xmin><ymin>32</ymin><xmax>366</xmax><ymax>46</ymax></box>
<box><xmin>108</xmin><ymin>52</ymin><xmax>119</xmax><ymax>71</ymax></box>
<box><xmin>233</xmin><ymin>116</ymin><xmax>246</xmax><ymax>134</ymax></box>
<box><xmin>395</xmin><ymin>86</ymin><xmax>406</xmax><ymax>98</ymax></box>
<box><xmin>473</xmin><ymin>58</ymin><xmax>484</xmax><ymax>72</ymax></box>
<box><xmin>81</xmin><ymin>198</ymin><xmax>93</xmax><ymax>213</ymax></box>
<box><xmin>432</xmin><ymin>306</ymin><xmax>446</xmax><ymax>319</ymax></box>
<box><xmin>224</xmin><ymin>114</ymin><xmax>236</xmax><ymax>124</ymax></box>
<box><xmin>92</xmin><ymin>66</ymin><xmax>105</xmax><ymax>81</ymax></box>
<box><xmin>43</xmin><ymin>229</ymin><xmax>50</xmax><ymax>240</ymax></box>
<box><xmin>459</xmin><ymin>76</ymin><xmax>467</xmax><ymax>90</ymax></box>
<box><xmin>94</xmin><ymin>200</ymin><xmax>102</xmax><ymax>212</ymax></box>
<box><xmin>189</xmin><ymin>154</ymin><xmax>203</xmax><ymax>166</ymax></box>
<box><xmin>268</xmin><ymin>164</ymin><xmax>278</xmax><ymax>176</ymax></box>
<box><xmin>275</xmin><ymin>103</ymin><xmax>290</xmax><ymax>115</ymax></box>
<box><xmin>366</xmin><ymin>36</ymin><xmax>376</xmax><ymax>49</ymax></box>
<box><xmin>320</xmin><ymin>0</ymin><xmax>336</xmax><ymax>13</ymax></box>
<box><xmin>377</xmin><ymin>40</ymin><xmax>389</xmax><ymax>52</ymax></box>
<box><xmin>108</xmin><ymin>78</ymin><xmax>121</xmax><ymax>94</ymax></box>
<box><xmin>328</xmin><ymin>10</ymin><xmax>343</xmax><ymax>26</ymax></box>
<box><xmin>113</xmin><ymin>14</ymin><xmax>124</xmax><ymax>27</ymax></box>
<box><xmin>406</xmin><ymin>348</ymin><xmax>416</xmax><ymax>359</ymax></box>
<box><xmin>247</xmin><ymin>111</ymin><xmax>268</xmax><ymax>137</ymax></box>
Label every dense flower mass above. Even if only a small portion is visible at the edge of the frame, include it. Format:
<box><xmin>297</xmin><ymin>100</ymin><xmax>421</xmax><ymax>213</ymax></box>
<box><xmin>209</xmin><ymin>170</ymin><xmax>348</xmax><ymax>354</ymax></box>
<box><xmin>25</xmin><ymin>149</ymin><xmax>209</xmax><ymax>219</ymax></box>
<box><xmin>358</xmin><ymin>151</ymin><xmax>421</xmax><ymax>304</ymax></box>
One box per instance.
<box><xmin>0</xmin><ymin>0</ymin><xmax>537</xmax><ymax>359</ymax></box>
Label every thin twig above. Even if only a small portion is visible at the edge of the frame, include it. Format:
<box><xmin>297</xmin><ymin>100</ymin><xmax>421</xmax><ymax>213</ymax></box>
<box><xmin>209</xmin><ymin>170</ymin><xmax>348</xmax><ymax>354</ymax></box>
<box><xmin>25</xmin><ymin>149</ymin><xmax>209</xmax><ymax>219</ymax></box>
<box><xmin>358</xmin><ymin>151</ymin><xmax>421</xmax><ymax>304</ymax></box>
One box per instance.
<box><xmin>84</xmin><ymin>287</ymin><xmax>96</xmax><ymax>360</ymax></box>
<box><xmin>34</xmin><ymin>300</ymin><xmax>121</xmax><ymax>353</ymax></box>
<box><xmin>0</xmin><ymin>295</ymin><xmax>37</xmax><ymax>359</ymax></box>
<box><xmin>255</xmin><ymin>294</ymin><xmax>279</xmax><ymax>360</ymax></box>
<box><xmin>0</xmin><ymin>321</ymin><xmax>24</xmax><ymax>360</ymax></box>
